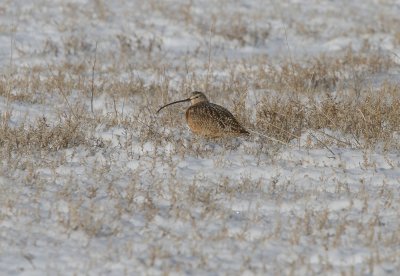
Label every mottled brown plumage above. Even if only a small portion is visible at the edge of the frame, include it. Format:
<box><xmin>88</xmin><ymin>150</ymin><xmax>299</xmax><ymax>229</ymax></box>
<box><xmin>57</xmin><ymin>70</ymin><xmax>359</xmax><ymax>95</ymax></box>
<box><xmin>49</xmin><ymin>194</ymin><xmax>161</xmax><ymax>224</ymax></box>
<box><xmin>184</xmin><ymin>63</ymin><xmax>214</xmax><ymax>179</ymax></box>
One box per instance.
<box><xmin>157</xmin><ymin>91</ymin><xmax>249</xmax><ymax>138</ymax></box>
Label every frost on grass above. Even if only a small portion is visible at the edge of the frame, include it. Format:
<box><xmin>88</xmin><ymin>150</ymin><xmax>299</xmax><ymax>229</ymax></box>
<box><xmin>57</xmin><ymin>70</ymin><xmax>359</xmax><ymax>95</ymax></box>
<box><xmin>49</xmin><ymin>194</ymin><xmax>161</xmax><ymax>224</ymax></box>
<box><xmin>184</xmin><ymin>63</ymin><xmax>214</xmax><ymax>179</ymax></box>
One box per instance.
<box><xmin>1</xmin><ymin>0</ymin><xmax>400</xmax><ymax>275</ymax></box>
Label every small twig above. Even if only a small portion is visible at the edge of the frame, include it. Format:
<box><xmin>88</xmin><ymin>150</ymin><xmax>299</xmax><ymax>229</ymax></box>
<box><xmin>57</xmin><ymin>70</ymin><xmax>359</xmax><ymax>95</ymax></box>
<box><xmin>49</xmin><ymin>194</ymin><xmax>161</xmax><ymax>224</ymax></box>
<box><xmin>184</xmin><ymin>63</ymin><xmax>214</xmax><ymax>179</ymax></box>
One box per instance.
<box><xmin>308</xmin><ymin>130</ymin><xmax>336</xmax><ymax>157</ymax></box>
<box><xmin>205</xmin><ymin>21</ymin><xmax>214</xmax><ymax>93</ymax></box>
<box><xmin>313</xmin><ymin>128</ymin><xmax>351</xmax><ymax>146</ymax></box>
<box><xmin>262</xmin><ymin>120</ymin><xmax>301</xmax><ymax>140</ymax></box>
<box><xmin>283</xmin><ymin>24</ymin><xmax>295</xmax><ymax>76</ymax></box>
<box><xmin>91</xmin><ymin>41</ymin><xmax>98</xmax><ymax>114</ymax></box>
<box><xmin>112</xmin><ymin>95</ymin><xmax>118</xmax><ymax>120</ymax></box>
<box><xmin>248</xmin><ymin>129</ymin><xmax>292</xmax><ymax>147</ymax></box>
<box><xmin>310</xmin><ymin>102</ymin><xmax>338</xmax><ymax>128</ymax></box>
<box><xmin>305</xmin><ymin>102</ymin><xmax>350</xmax><ymax>147</ymax></box>
<box><xmin>47</xmin><ymin>65</ymin><xmax>77</xmax><ymax>119</ymax></box>
<box><xmin>298</xmin><ymin>117</ymin><xmax>303</xmax><ymax>150</ymax></box>
<box><xmin>351</xmin><ymin>132</ymin><xmax>362</xmax><ymax>147</ymax></box>
<box><xmin>4</xmin><ymin>16</ymin><xmax>16</xmax><ymax>126</ymax></box>
<box><xmin>357</xmin><ymin>108</ymin><xmax>367</xmax><ymax>123</ymax></box>
<box><xmin>270</xmin><ymin>1</ymin><xmax>295</xmax><ymax>76</ymax></box>
<box><xmin>22</xmin><ymin>253</ymin><xmax>35</xmax><ymax>269</ymax></box>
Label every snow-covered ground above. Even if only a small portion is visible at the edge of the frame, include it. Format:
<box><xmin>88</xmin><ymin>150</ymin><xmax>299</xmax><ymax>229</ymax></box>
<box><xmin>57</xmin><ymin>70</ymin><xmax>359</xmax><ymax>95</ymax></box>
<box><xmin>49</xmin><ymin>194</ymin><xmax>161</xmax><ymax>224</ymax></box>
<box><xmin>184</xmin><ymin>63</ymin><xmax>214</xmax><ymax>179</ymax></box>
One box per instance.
<box><xmin>1</xmin><ymin>0</ymin><xmax>400</xmax><ymax>275</ymax></box>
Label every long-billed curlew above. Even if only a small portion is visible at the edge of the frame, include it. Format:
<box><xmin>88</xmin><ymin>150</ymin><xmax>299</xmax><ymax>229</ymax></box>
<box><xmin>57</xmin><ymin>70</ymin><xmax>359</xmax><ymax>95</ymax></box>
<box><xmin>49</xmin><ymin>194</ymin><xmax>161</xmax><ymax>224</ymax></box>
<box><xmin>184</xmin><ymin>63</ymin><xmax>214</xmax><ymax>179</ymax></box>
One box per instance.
<box><xmin>157</xmin><ymin>91</ymin><xmax>249</xmax><ymax>138</ymax></box>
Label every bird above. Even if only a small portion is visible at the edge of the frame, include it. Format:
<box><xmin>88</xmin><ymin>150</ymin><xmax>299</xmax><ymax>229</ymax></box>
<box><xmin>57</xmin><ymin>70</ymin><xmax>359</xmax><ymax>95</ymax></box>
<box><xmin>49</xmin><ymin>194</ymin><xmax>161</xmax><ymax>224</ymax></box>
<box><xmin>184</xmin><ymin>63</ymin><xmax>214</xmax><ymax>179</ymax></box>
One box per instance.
<box><xmin>157</xmin><ymin>91</ymin><xmax>249</xmax><ymax>138</ymax></box>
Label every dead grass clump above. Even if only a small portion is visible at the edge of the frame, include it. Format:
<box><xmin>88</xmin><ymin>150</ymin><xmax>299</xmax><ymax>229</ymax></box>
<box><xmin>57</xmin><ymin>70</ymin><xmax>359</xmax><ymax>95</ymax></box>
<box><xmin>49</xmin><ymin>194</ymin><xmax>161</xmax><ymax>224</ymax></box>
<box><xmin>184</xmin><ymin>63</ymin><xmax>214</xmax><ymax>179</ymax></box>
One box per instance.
<box><xmin>342</xmin><ymin>47</ymin><xmax>396</xmax><ymax>74</ymax></box>
<box><xmin>256</xmin><ymin>84</ymin><xmax>400</xmax><ymax>149</ymax></box>
<box><xmin>0</xmin><ymin>116</ymin><xmax>86</xmax><ymax>152</ymax></box>
<box><xmin>256</xmin><ymin>98</ymin><xmax>304</xmax><ymax>143</ymax></box>
<box><xmin>107</xmin><ymin>77</ymin><xmax>146</xmax><ymax>98</ymax></box>
<box><xmin>0</xmin><ymin>73</ymin><xmax>40</xmax><ymax>104</ymax></box>
<box><xmin>259</xmin><ymin>58</ymin><xmax>340</xmax><ymax>94</ymax></box>
<box><xmin>310</xmin><ymin>94</ymin><xmax>400</xmax><ymax>147</ymax></box>
<box><xmin>255</xmin><ymin>50</ymin><xmax>396</xmax><ymax>94</ymax></box>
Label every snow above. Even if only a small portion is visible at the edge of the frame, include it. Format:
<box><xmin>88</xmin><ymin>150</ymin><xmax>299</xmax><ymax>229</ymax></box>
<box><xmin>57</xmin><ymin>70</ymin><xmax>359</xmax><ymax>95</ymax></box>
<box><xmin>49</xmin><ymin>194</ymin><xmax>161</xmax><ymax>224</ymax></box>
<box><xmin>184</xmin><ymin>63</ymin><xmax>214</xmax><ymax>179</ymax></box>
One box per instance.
<box><xmin>1</xmin><ymin>0</ymin><xmax>400</xmax><ymax>275</ymax></box>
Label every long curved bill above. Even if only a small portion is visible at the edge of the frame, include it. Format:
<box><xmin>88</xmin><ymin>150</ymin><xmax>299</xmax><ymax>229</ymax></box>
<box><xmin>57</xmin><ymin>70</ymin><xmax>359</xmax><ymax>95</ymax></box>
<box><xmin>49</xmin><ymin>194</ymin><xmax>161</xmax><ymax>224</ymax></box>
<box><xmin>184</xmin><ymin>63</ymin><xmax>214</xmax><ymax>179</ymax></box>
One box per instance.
<box><xmin>156</xmin><ymin>98</ymin><xmax>191</xmax><ymax>113</ymax></box>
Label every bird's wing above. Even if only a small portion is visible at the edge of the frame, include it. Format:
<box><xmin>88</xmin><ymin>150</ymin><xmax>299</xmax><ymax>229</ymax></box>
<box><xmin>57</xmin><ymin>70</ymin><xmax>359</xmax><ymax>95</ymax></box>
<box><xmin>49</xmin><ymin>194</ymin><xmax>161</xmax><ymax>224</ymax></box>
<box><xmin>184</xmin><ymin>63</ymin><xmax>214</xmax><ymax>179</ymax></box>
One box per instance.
<box><xmin>208</xmin><ymin>103</ymin><xmax>247</xmax><ymax>133</ymax></box>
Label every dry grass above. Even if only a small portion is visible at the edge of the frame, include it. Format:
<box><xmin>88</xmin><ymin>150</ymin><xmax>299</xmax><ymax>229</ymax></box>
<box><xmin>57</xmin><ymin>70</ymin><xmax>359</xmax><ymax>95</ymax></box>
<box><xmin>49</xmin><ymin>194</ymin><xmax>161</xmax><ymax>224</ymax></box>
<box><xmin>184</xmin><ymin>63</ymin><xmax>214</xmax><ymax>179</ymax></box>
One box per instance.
<box><xmin>253</xmin><ymin>48</ymin><xmax>396</xmax><ymax>94</ymax></box>
<box><xmin>0</xmin><ymin>116</ymin><xmax>87</xmax><ymax>152</ymax></box>
<box><xmin>1</xmin><ymin>1</ymin><xmax>400</xmax><ymax>274</ymax></box>
<box><xmin>1</xmin><ymin>48</ymin><xmax>399</xmax><ymax>154</ymax></box>
<box><xmin>256</xmin><ymin>83</ymin><xmax>400</xmax><ymax>149</ymax></box>
<box><xmin>1</xmin><ymin>56</ymin><xmax>399</xmax><ymax>273</ymax></box>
